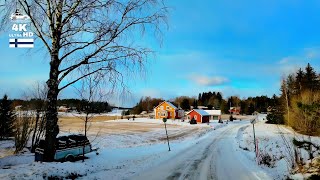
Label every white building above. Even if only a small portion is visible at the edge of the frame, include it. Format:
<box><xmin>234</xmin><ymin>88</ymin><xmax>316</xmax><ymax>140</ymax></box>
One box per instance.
<box><xmin>204</xmin><ymin>110</ymin><xmax>221</xmax><ymax>120</ymax></box>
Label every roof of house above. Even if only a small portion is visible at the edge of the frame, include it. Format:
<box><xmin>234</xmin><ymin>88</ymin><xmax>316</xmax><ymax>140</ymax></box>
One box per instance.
<box><xmin>204</xmin><ymin>110</ymin><xmax>221</xmax><ymax>116</ymax></box>
<box><xmin>187</xmin><ymin>109</ymin><xmax>210</xmax><ymax>116</ymax></box>
<box><xmin>154</xmin><ymin>101</ymin><xmax>177</xmax><ymax>110</ymax></box>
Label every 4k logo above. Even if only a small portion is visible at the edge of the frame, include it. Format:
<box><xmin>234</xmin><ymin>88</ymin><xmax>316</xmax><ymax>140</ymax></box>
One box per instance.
<box><xmin>8</xmin><ymin>9</ymin><xmax>35</xmax><ymax>48</ymax></box>
<box><xmin>12</xmin><ymin>24</ymin><xmax>27</xmax><ymax>31</ymax></box>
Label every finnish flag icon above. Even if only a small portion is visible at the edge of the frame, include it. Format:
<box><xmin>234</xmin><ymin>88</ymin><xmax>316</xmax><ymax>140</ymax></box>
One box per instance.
<box><xmin>9</xmin><ymin>38</ymin><xmax>34</xmax><ymax>48</ymax></box>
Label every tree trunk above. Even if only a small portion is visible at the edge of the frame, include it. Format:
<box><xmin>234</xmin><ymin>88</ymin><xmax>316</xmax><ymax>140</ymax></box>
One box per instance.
<box><xmin>44</xmin><ymin>53</ymin><xmax>60</xmax><ymax>162</ymax></box>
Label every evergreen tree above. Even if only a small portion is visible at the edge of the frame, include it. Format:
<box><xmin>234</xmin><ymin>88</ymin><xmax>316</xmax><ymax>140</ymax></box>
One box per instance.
<box><xmin>0</xmin><ymin>95</ymin><xmax>15</xmax><ymax>139</ymax></box>
<box><xmin>247</xmin><ymin>102</ymin><xmax>255</xmax><ymax>115</ymax></box>
<box><xmin>216</xmin><ymin>92</ymin><xmax>223</xmax><ymax>103</ymax></box>
<box><xmin>181</xmin><ymin>98</ymin><xmax>190</xmax><ymax>110</ymax></box>
<box><xmin>193</xmin><ymin>99</ymin><xmax>198</xmax><ymax>109</ymax></box>
<box><xmin>220</xmin><ymin>100</ymin><xmax>228</xmax><ymax>114</ymax></box>
<box><xmin>294</xmin><ymin>68</ymin><xmax>304</xmax><ymax>95</ymax></box>
<box><xmin>304</xmin><ymin>63</ymin><xmax>319</xmax><ymax>91</ymax></box>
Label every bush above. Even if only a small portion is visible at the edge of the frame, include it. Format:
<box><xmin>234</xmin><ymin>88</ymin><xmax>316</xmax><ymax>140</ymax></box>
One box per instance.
<box><xmin>14</xmin><ymin>111</ymin><xmax>33</xmax><ymax>153</ymax></box>
<box><xmin>258</xmin><ymin>151</ymin><xmax>275</xmax><ymax>168</ymax></box>
<box><xmin>190</xmin><ymin>118</ymin><xmax>197</xmax><ymax>124</ymax></box>
<box><xmin>121</xmin><ymin>110</ymin><xmax>130</xmax><ymax>116</ymax></box>
<box><xmin>307</xmin><ymin>174</ymin><xmax>320</xmax><ymax>180</ymax></box>
<box><xmin>266</xmin><ymin>113</ymin><xmax>284</xmax><ymax>124</ymax></box>
<box><xmin>229</xmin><ymin>115</ymin><xmax>233</xmax><ymax>122</ymax></box>
<box><xmin>289</xmin><ymin>91</ymin><xmax>320</xmax><ymax>136</ymax></box>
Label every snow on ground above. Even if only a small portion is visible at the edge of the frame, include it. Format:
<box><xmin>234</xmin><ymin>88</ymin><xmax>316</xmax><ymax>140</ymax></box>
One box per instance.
<box><xmin>2</xmin><ymin>114</ymin><xmax>317</xmax><ymax>180</ymax></box>
<box><xmin>58</xmin><ymin>108</ymin><xmax>127</xmax><ymax>117</ymax></box>
<box><xmin>0</xmin><ymin>117</ymin><xmax>230</xmax><ymax>179</ymax></box>
<box><xmin>107</xmin><ymin>118</ymin><xmax>224</xmax><ymax>127</ymax></box>
<box><xmin>0</xmin><ymin>140</ymin><xmax>15</xmax><ymax>158</ymax></box>
<box><xmin>91</xmin><ymin>118</ymin><xmax>228</xmax><ymax>149</ymax></box>
<box><xmin>236</xmin><ymin>114</ymin><xmax>320</xmax><ymax>179</ymax></box>
<box><xmin>0</xmin><ymin>116</ymin><xmax>256</xmax><ymax>180</ymax></box>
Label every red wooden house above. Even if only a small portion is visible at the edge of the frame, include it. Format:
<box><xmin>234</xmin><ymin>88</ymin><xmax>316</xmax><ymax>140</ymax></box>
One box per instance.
<box><xmin>187</xmin><ymin>109</ymin><xmax>210</xmax><ymax>123</ymax></box>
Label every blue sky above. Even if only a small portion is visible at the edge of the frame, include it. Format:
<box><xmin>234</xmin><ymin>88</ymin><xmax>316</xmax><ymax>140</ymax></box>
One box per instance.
<box><xmin>1</xmin><ymin>0</ymin><xmax>320</xmax><ymax>106</ymax></box>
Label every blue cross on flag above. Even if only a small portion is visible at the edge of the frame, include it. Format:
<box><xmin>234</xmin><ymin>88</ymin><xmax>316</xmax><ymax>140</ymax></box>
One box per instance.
<box><xmin>9</xmin><ymin>39</ymin><xmax>34</xmax><ymax>48</ymax></box>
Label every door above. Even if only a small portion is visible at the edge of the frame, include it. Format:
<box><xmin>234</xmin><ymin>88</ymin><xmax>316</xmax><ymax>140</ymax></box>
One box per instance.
<box><xmin>167</xmin><ymin>112</ymin><xmax>170</xmax><ymax>118</ymax></box>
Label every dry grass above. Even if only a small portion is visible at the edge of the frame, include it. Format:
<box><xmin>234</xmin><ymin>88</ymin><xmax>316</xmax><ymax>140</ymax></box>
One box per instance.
<box><xmin>58</xmin><ymin>116</ymin><xmax>183</xmax><ymax>136</ymax></box>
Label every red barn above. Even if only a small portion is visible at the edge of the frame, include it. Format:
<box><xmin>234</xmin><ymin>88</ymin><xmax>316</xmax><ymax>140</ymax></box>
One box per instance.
<box><xmin>187</xmin><ymin>109</ymin><xmax>210</xmax><ymax>123</ymax></box>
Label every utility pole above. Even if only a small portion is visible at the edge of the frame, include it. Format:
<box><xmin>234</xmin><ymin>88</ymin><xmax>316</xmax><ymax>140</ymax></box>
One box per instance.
<box><xmin>253</xmin><ymin>123</ymin><xmax>256</xmax><ymax>154</ymax></box>
<box><xmin>251</xmin><ymin>117</ymin><xmax>257</xmax><ymax>159</ymax></box>
<box><xmin>163</xmin><ymin>118</ymin><xmax>171</xmax><ymax>151</ymax></box>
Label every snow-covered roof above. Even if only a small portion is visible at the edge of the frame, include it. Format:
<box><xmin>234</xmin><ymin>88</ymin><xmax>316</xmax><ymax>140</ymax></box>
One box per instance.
<box><xmin>188</xmin><ymin>109</ymin><xmax>210</xmax><ymax>116</ymax></box>
<box><xmin>166</xmin><ymin>102</ymin><xmax>177</xmax><ymax>109</ymax></box>
<box><xmin>154</xmin><ymin>101</ymin><xmax>177</xmax><ymax>110</ymax></box>
<box><xmin>204</xmin><ymin>110</ymin><xmax>221</xmax><ymax>116</ymax></box>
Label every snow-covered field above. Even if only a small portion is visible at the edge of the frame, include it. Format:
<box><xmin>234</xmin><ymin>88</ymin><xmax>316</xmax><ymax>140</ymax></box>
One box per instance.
<box><xmin>0</xmin><ymin>117</ymin><xmax>228</xmax><ymax>179</ymax></box>
<box><xmin>0</xmin><ymin>114</ymin><xmax>319</xmax><ymax>179</ymax></box>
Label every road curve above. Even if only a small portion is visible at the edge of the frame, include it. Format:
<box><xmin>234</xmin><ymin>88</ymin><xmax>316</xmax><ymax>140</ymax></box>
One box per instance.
<box><xmin>131</xmin><ymin>122</ymin><xmax>271</xmax><ymax>180</ymax></box>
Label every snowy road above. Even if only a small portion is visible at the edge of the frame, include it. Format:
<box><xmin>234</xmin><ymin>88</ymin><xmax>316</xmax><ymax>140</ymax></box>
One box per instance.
<box><xmin>132</xmin><ymin>122</ymin><xmax>271</xmax><ymax>180</ymax></box>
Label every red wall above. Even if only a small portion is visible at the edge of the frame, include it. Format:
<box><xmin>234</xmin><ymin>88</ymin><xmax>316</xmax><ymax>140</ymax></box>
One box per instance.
<box><xmin>188</xmin><ymin>110</ymin><xmax>210</xmax><ymax>123</ymax></box>
<box><xmin>188</xmin><ymin>110</ymin><xmax>201</xmax><ymax>123</ymax></box>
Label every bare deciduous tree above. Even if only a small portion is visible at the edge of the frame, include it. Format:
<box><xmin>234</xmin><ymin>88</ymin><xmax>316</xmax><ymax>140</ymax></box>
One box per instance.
<box><xmin>14</xmin><ymin>111</ymin><xmax>33</xmax><ymax>153</ymax></box>
<box><xmin>22</xmin><ymin>82</ymin><xmax>48</xmax><ymax>152</ymax></box>
<box><xmin>75</xmin><ymin>65</ymin><xmax>104</xmax><ymax>138</ymax></box>
<box><xmin>1</xmin><ymin>0</ymin><xmax>167</xmax><ymax>161</ymax></box>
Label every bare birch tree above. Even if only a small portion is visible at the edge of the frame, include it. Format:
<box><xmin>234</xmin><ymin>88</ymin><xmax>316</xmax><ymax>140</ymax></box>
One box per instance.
<box><xmin>23</xmin><ymin>82</ymin><xmax>48</xmax><ymax>152</ymax></box>
<box><xmin>1</xmin><ymin>0</ymin><xmax>168</xmax><ymax>161</ymax></box>
<box><xmin>75</xmin><ymin>65</ymin><xmax>104</xmax><ymax>138</ymax></box>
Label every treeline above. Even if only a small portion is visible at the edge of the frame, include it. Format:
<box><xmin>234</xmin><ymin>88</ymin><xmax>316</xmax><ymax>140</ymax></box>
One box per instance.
<box><xmin>272</xmin><ymin>63</ymin><xmax>320</xmax><ymax>135</ymax></box>
<box><xmin>10</xmin><ymin>98</ymin><xmax>112</xmax><ymax>113</ymax></box>
<box><xmin>132</xmin><ymin>92</ymin><xmax>279</xmax><ymax>115</ymax></box>
<box><xmin>131</xmin><ymin>97</ymin><xmax>164</xmax><ymax>114</ymax></box>
<box><xmin>1</xmin><ymin>96</ymin><xmax>114</xmax><ymax>153</ymax></box>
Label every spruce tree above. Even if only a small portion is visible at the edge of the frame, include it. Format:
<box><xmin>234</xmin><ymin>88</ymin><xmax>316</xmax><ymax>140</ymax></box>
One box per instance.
<box><xmin>304</xmin><ymin>63</ymin><xmax>319</xmax><ymax>91</ymax></box>
<box><xmin>0</xmin><ymin>95</ymin><xmax>15</xmax><ymax>139</ymax></box>
<box><xmin>295</xmin><ymin>68</ymin><xmax>305</xmax><ymax>95</ymax></box>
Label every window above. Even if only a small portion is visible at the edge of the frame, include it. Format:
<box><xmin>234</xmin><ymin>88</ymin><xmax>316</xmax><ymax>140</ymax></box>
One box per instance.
<box><xmin>161</xmin><ymin>112</ymin><xmax>167</xmax><ymax>117</ymax></box>
<box><xmin>166</xmin><ymin>106</ymin><xmax>170</xmax><ymax>110</ymax></box>
<box><xmin>194</xmin><ymin>115</ymin><xmax>197</xmax><ymax>120</ymax></box>
<box><xmin>158</xmin><ymin>112</ymin><xmax>160</xmax><ymax>117</ymax></box>
<box><xmin>160</xmin><ymin>106</ymin><xmax>164</xmax><ymax>110</ymax></box>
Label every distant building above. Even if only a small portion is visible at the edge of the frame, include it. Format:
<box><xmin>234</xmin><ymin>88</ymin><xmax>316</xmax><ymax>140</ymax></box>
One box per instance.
<box><xmin>58</xmin><ymin>106</ymin><xmax>69</xmax><ymax>112</ymax></box>
<box><xmin>190</xmin><ymin>106</ymin><xmax>209</xmax><ymax>110</ymax></box>
<box><xmin>229</xmin><ymin>107</ymin><xmax>240</xmax><ymax>115</ymax></box>
<box><xmin>204</xmin><ymin>110</ymin><xmax>221</xmax><ymax>120</ymax></box>
<box><xmin>154</xmin><ymin>101</ymin><xmax>184</xmax><ymax>119</ymax></box>
<box><xmin>187</xmin><ymin>109</ymin><xmax>210</xmax><ymax>123</ymax></box>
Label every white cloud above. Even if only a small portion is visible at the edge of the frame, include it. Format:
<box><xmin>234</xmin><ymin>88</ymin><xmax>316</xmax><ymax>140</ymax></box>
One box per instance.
<box><xmin>189</xmin><ymin>74</ymin><xmax>229</xmax><ymax>86</ymax></box>
<box><xmin>278</xmin><ymin>47</ymin><xmax>320</xmax><ymax>64</ymax></box>
<box><xmin>278</xmin><ymin>57</ymin><xmax>291</xmax><ymax>64</ymax></box>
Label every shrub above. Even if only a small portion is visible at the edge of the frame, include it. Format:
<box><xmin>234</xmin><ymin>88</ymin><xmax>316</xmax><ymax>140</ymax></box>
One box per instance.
<box><xmin>307</xmin><ymin>174</ymin><xmax>320</xmax><ymax>180</ymax></box>
<box><xmin>14</xmin><ymin>111</ymin><xmax>33</xmax><ymax>153</ymax></box>
<box><xmin>258</xmin><ymin>150</ymin><xmax>276</xmax><ymax>168</ymax></box>
<box><xmin>289</xmin><ymin>91</ymin><xmax>320</xmax><ymax>136</ymax></box>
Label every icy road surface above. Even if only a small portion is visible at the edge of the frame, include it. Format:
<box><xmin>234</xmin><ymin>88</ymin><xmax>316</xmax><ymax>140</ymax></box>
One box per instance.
<box><xmin>132</xmin><ymin>122</ymin><xmax>271</xmax><ymax>180</ymax></box>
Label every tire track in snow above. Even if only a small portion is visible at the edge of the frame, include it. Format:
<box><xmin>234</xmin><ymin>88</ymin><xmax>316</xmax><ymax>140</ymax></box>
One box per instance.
<box><xmin>132</xmin><ymin>122</ymin><xmax>271</xmax><ymax>180</ymax></box>
<box><xmin>132</xmin><ymin>124</ymin><xmax>240</xmax><ymax>180</ymax></box>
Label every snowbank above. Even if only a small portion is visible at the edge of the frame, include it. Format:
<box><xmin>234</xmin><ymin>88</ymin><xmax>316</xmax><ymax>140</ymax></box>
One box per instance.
<box><xmin>236</xmin><ymin>114</ymin><xmax>320</xmax><ymax>179</ymax></box>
